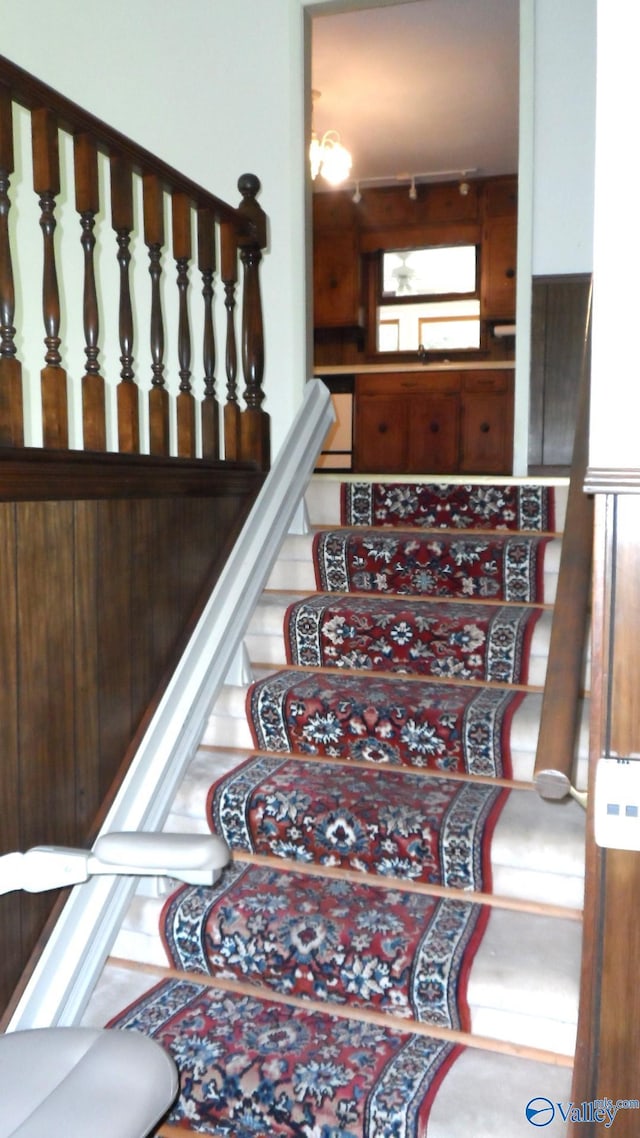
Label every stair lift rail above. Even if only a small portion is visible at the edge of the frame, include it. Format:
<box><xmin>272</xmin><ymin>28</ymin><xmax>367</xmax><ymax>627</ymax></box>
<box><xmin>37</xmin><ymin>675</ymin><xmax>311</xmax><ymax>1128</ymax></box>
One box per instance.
<box><xmin>5</xmin><ymin>379</ymin><xmax>334</xmax><ymax>1032</ymax></box>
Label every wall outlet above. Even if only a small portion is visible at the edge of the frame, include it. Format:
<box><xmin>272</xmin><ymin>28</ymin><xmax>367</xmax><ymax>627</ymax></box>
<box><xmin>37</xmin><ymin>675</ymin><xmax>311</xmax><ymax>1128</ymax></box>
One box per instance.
<box><xmin>595</xmin><ymin>758</ymin><xmax>640</xmax><ymax>850</ymax></box>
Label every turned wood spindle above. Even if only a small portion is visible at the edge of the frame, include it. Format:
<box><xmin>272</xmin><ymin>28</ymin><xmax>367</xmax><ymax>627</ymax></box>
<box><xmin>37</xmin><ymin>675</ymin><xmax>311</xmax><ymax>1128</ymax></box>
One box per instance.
<box><xmin>143</xmin><ymin>173</ymin><xmax>169</xmax><ymax>455</ymax></box>
<box><xmin>172</xmin><ymin>191</ymin><xmax>195</xmax><ymax>458</ymax></box>
<box><xmin>110</xmin><ymin>156</ymin><xmax>139</xmax><ymax>453</ymax></box>
<box><xmin>0</xmin><ymin>83</ymin><xmax>23</xmax><ymax>445</ymax></box>
<box><xmin>197</xmin><ymin>208</ymin><xmax>219</xmax><ymax>460</ymax></box>
<box><xmin>32</xmin><ymin>106</ymin><xmax>68</xmax><ymax>448</ymax></box>
<box><xmin>220</xmin><ymin>220</ymin><xmax>239</xmax><ymax>461</ymax></box>
<box><xmin>74</xmin><ymin>133</ymin><xmax>106</xmax><ymax>451</ymax></box>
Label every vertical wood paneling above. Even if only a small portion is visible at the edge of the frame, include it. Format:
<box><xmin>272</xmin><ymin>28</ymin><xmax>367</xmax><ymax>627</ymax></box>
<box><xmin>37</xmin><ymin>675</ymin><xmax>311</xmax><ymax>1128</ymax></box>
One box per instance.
<box><xmin>95</xmin><ymin>500</ymin><xmax>134</xmax><ymax>804</ymax></box>
<box><xmin>73</xmin><ymin>502</ymin><xmax>101</xmax><ymax>834</ymax></box>
<box><xmin>0</xmin><ymin>504</ymin><xmax>22</xmax><ymax>1003</ymax></box>
<box><xmin>529</xmin><ymin>275</ymin><xmax>591</xmax><ymax>468</ymax></box>
<box><xmin>0</xmin><ymin>477</ymin><xmax>259</xmax><ymax>1014</ymax></box>
<box><xmin>16</xmin><ymin>501</ymin><xmax>76</xmax><ymax>967</ymax></box>
<box><xmin>128</xmin><ymin>499</ymin><xmax>157</xmax><ymax>734</ymax></box>
<box><xmin>571</xmin><ymin>493</ymin><xmax>640</xmax><ymax>1133</ymax></box>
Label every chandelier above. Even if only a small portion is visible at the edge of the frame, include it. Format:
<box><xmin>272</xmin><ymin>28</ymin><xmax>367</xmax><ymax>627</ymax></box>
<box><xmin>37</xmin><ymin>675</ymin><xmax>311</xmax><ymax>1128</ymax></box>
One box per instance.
<box><xmin>309</xmin><ymin>90</ymin><xmax>352</xmax><ymax>186</ymax></box>
<box><xmin>309</xmin><ymin>129</ymin><xmax>352</xmax><ymax>185</ymax></box>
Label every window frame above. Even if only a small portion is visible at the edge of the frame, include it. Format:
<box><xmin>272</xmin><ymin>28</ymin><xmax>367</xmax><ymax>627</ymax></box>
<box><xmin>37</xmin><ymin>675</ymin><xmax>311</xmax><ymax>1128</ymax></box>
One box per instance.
<box><xmin>365</xmin><ymin>244</ymin><xmax>486</xmax><ymax>361</ymax></box>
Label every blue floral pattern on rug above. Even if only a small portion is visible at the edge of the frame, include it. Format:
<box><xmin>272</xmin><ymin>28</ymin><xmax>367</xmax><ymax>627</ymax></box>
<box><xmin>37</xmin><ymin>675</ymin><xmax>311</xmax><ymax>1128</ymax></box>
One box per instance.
<box><xmin>208</xmin><ymin>753</ymin><xmax>507</xmax><ymax>890</ymax></box>
<box><xmin>162</xmin><ymin>863</ymin><xmax>487</xmax><ymax>1029</ymax></box>
<box><xmin>109</xmin><ymin>978</ymin><xmax>460</xmax><ymax>1138</ymax></box>
<box><xmin>286</xmin><ymin>594</ymin><xmax>541</xmax><ymax>683</ymax></box>
<box><xmin>247</xmin><ymin>669</ymin><xmax>521</xmax><ymax>777</ymax></box>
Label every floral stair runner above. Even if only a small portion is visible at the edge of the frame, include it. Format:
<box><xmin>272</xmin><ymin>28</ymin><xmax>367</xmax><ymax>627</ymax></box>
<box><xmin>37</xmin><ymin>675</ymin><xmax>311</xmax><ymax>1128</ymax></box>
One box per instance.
<box><xmin>111</xmin><ymin>979</ymin><xmax>461</xmax><ymax>1138</ymax></box>
<box><xmin>342</xmin><ymin>482</ymin><xmax>555</xmax><ymax>532</ymax></box>
<box><xmin>101</xmin><ymin>479</ymin><xmax>581</xmax><ymax>1137</ymax></box>
<box><xmin>285</xmin><ymin>595</ymin><xmax>541</xmax><ymax>682</ymax></box>
<box><xmin>314</xmin><ymin>529</ymin><xmax>550</xmax><ymax>600</ymax></box>
<box><xmin>162</xmin><ymin>862</ymin><xmax>486</xmax><ymax>1029</ymax></box>
<box><xmin>247</xmin><ymin>668</ymin><xmax>522</xmax><ymax>777</ymax></box>
<box><xmin>207</xmin><ymin>753</ymin><xmax>507</xmax><ymax>888</ymax></box>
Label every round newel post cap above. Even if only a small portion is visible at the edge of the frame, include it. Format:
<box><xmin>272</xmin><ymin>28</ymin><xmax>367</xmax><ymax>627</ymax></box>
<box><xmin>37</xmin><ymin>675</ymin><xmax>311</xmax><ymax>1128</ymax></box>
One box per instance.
<box><xmin>238</xmin><ymin>172</ymin><xmax>261</xmax><ymax>201</ymax></box>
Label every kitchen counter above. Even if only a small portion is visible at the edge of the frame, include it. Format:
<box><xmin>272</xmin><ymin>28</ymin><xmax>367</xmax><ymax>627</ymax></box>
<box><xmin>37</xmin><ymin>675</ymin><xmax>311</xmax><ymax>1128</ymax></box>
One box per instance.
<box><xmin>314</xmin><ymin>361</ymin><xmax>514</xmax><ymax>375</ymax></box>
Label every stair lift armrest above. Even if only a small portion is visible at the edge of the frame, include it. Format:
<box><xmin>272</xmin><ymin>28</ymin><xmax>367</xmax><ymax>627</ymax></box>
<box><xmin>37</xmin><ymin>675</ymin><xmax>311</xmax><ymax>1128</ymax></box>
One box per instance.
<box><xmin>91</xmin><ymin>831</ymin><xmax>230</xmax><ymax>886</ymax></box>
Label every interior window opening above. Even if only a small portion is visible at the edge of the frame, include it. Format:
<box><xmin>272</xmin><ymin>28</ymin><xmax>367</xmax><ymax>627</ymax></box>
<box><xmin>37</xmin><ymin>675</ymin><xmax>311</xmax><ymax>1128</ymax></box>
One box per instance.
<box><xmin>377</xmin><ymin>244</ymin><xmax>480</xmax><ymax>353</ymax></box>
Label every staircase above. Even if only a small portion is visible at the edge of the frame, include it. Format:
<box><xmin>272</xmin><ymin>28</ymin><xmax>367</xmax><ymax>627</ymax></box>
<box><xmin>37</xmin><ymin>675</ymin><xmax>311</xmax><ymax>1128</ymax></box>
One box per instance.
<box><xmin>83</xmin><ymin>474</ymin><xmax>588</xmax><ymax>1138</ymax></box>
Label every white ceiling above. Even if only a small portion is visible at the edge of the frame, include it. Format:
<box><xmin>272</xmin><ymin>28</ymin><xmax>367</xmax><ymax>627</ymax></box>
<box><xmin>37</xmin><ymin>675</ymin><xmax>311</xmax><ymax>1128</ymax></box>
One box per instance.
<box><xmin>311</xmin><ymin>0</ymin><xmax>519</xmax><ymax>189</ymax></box>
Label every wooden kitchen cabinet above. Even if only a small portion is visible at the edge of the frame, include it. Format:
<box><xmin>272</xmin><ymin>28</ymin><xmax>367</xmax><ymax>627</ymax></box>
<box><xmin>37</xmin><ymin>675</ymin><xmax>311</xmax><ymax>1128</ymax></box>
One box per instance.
<box><xmin>481</xmin><ymin>215</ymin><xmax>517</xmax><ymax>320</ymax></box>
<box><xmin>355</xmin><ymin>389</ymin><xmax>409</xmax><ymax>472</ymax></box>
<box><xmin>355</xmin><ymin>373</ymin><xmax>459</xmax><ymax>473</ymax></box>
<box><xmin>354</xmin><ymin>370</ymin><xmax>513</xmax><ymax>474</ymax></box>
<box><xmin>313</xmin><ymin>227</ymin><xmax>362</xmax><ymax>328</ymax></box>
<box><xmin>460</xmin><ymin>372</ymin><xmax>514</xmax><ymax>473</ymax></box>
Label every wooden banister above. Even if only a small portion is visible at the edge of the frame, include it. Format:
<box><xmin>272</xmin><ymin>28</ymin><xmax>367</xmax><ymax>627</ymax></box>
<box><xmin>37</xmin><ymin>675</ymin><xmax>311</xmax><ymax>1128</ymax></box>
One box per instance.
<box><xmin>0</xmin><ymin>55</ymin><xmax>249</xmax><ymax>232</ymax></box>
<box><xmin>534</xmin><ymin>285</ymin><xmax>593</xmax><ymax>799</ymax></box>
<box><xmin>0</xmin><ymin>54</ymin><xmax>269</xmax><ymax>468</ymax></box>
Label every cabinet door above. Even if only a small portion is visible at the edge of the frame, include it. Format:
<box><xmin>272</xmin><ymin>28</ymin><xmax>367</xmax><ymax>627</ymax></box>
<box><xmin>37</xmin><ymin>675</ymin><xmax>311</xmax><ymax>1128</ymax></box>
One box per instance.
<box><xmin>481</xmin><ymin>216</ymin><xmax>517</xmax><ymax>320</ymax></box>
<box><xmin>313</xmin><ymin>229</ymin><xmax>361</xmax><ymax>328</ymax></box>
<box><xmin>410</xmin><ymin>392</ymin><xmax>460</xmax><ymax>473</ymax></box>
<box><xmin>354</xmin><ymin>395</ymin><xmax>408</xmax><ymax>472</ymax></box>
<box><xmin>460</xmin><ymin>374</ymin><xmax>513</xmax><ymax>474</ymax></box>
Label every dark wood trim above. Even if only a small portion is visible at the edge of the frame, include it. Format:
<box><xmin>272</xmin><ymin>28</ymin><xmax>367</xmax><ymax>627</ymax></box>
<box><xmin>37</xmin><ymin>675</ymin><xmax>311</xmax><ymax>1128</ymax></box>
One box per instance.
<box><xmin>570</xmin><ymin>492</ymin><xmax>640</xmax><ymax>1135</ymax></box>
<box><xmin>0</xmin><ymin>447</ymin><xmax>262</xmax><ymax>500</ymax></box>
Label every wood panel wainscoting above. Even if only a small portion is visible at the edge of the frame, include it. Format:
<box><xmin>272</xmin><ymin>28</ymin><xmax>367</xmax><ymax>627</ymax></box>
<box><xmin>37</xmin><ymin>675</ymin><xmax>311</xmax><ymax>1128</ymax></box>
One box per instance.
<box><xmin>0</xmin><ymin>451</ymin><xmax>263</xmax><ymax>1015</ymax></box>
<box><xmin>529</xmin><ymin>274</ymin><xmax>592</xmax><ymax>469</ymax></box>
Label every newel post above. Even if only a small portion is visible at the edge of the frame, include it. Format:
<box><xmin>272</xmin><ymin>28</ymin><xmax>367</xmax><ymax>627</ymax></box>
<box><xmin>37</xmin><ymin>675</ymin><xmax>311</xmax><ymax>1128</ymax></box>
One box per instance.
<box><xmin>236</xmin><ymin>173</ymin><xmax>269</xmax><ymax>471</ymax></box>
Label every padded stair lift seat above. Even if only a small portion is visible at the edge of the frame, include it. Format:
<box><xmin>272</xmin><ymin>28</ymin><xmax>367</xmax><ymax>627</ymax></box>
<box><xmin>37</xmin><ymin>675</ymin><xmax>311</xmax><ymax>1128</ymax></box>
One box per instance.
<box><xmin>0</xmin><ymin>832</ymin><xmax>231</xmax><ymax>1138</ymax></box>
<box><xmin>0</xmin><ymin>1026</ymin><xmax>178</xmax><ymax>1138</ymax></box>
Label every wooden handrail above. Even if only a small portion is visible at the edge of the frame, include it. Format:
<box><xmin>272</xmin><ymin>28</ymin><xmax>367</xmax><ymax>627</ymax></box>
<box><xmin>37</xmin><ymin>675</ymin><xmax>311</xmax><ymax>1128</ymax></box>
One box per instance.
<box><xmin>0</xmin><ymin>55</ymin><xmax>249</xmax><ymax>233</ymax></box>
<box><xmin>534</xmin><ymin>284</ymin><xmax>593</xmax><ymax>799</ymax></box>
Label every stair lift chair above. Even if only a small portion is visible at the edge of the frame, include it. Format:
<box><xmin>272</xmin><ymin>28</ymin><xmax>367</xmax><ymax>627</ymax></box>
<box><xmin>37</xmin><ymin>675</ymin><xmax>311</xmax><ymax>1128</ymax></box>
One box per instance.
<box><xmin>0</xmin><ymin>831</ymin><xmax>230</xmax><ymax>1138</ymax></box>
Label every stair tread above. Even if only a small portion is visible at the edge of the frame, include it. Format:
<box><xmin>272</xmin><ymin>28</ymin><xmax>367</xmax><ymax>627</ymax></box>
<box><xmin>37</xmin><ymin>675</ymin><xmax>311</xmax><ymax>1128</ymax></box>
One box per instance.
<box><xmin>113</xmin><ymin>867</ymin><xmax>580</xmax><ymax>1056</ymax></box>
<box><xmin>204</xmin><ymin>679</ymin><xmax>590</xmax><ymax>789</ymax></box>
<box><xmin>167</xmin><ymin>743</ymin><xmax>584</xmax><ymax>909</ymax></box>
<box><xmin>267</xmin><ymin>532</ymin><xmax>563</xmax><ymax>604</ymax></box>
<box><xmin>85</xmin><ymin>962</ymin><xmax>572</xmax><ymax>1138</ymax></box>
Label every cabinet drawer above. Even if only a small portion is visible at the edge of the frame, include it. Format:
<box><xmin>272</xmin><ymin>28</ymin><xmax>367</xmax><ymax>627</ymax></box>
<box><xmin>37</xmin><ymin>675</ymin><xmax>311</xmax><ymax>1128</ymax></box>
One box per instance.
<box><xmin>356</xmin><ymin>373</ymin><xmax>459</xmax><ymax>396</ymax></box>
<box><xmin>462</xmin><ymin>371</ymin><xmax>511</xmax><ymax>394</ymax></box>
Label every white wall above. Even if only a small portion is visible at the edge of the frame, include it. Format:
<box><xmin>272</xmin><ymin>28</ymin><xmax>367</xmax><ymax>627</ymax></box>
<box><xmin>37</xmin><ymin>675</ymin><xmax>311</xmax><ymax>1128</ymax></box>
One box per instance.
<box><xmin>589</xmin><ymin>1</ymin><xmax>640</xmax><ymax>472</ymax></box>
<box><xmin>0</xmin><ymin>0</ymin><xmax>597</xmax><ymax>454</ymax></box>
<box><xmin>0</xmin><ymin>0</ymin><xmax>310</xmax><ymax>456</ymax></box>
<box><xmin>532</xmin><ymin>0</ymin><xmax>597</xmax><ymax>275</ymax></box>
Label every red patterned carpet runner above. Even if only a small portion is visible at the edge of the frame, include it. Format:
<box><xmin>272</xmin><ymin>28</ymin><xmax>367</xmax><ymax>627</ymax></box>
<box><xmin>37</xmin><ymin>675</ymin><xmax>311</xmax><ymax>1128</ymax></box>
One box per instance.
<box><xmin>285</xmin><ymin>594</ymin><xmax>541</xmax><ymax>682</ymax></box>
<box><xmin>109</xmin><ymin>978</ymin><xmax>459</xmax><ymax>1138</ymax></box>
<box><xmin>105</xmin><ymin>480</ymin><xmax>557</xmax><ymax>1138</ymax></box>
<box><xmin>342</xmin><ymin>481</ymin><xmax>555</xmax><ymax>532</ymax></box>
<box><xmin>247</xmin><ymin>668</ymin><xmax>522</xmax><ymax>777</ymax></box>
<box><xmin>313</xmin><ymin>529</ymin><xmax>550</xmax><ymax>601</ymax></box>
<box><xmin>162</xmin><ymin>863</ymin><xmax>487</xmax><ymax>1029</ymax></box>
<box><xmin>208</xmin><ymin>753</ymin><xmax>507</xmax><ymax>890</ymax></box>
